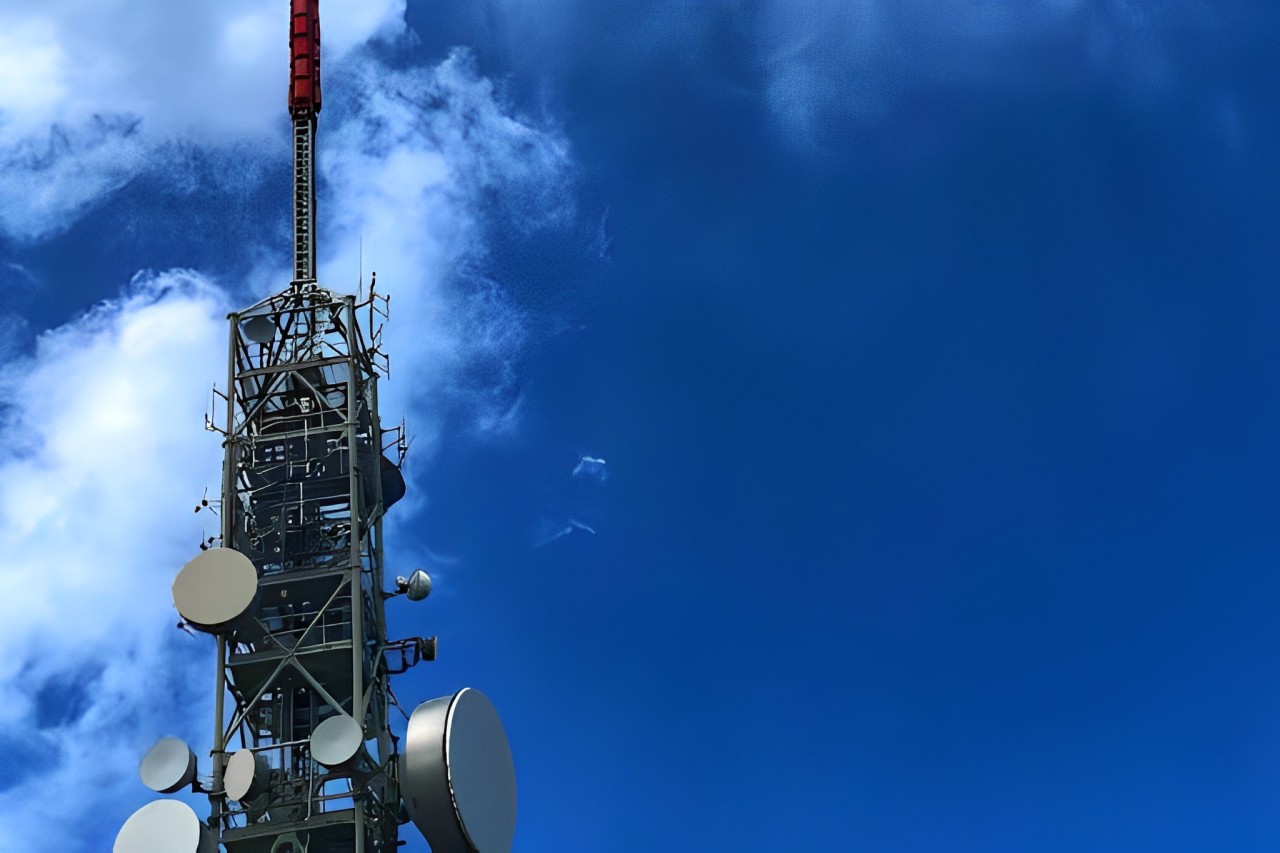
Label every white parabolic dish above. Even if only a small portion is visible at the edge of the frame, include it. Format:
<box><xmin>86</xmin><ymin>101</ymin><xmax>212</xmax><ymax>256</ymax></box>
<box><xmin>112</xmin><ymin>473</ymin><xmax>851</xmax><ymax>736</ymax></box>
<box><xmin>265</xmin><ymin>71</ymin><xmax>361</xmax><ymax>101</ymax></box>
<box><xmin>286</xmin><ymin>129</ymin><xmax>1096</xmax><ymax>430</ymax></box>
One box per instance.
<box><xmin>402</xmin><ymin>688</ymin><xmax>517</xmax><ymax>853</ymax></box>
<box><xmin>172</xmin><ymin>548</ymin><xmax>258</xmax><ymax>631</ymax></box>
<box><xmin>225</xmin><ymin>748</ymin><xmax>271</xmax><ymax>802</ymax></box>
<box><xmin>406</xmin><ymin>569</ymin><xmax>432</xmax><ymax>601</ymax></box>
<box><xmin>138</xmin><ymin>736</ymin><xmax>196</xmax><ymax>794</ymax></box>
<box><xmin>311</xmin><ymin>713</ymin><xmax>363</xmax><ymax>768</ymax></box>
<box><xmin>114</xmin><ymin>799</ymin><xmax>215</xmax><ymax>853</ymax></box>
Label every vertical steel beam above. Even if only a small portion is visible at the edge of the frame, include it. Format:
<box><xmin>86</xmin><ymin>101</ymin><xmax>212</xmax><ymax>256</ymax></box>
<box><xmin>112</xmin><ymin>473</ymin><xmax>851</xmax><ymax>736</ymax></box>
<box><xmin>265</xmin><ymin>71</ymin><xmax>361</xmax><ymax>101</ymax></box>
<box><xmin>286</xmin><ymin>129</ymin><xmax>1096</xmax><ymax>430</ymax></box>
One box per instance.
<box><xmin>344</xmin><ymin>296</ymin><xmax>366</xmax><ymax>853</ymax></box>
<box><xmin>292</xmin><ymin>118</ymin><xmax>317</xmax><ymax>284</ymax></box>
<box><xmin>211</xmin><ymin>313</ymin><xmax>239</xmax><ymax>824</ymax></box>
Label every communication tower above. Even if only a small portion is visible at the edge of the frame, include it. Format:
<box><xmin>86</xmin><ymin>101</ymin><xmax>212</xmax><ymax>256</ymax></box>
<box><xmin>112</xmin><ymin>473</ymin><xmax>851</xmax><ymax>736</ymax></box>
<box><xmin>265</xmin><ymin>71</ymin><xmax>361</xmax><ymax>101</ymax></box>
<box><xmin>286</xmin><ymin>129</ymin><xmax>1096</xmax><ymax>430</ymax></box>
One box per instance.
<box><xmin>114</xmin><ymin>3</ymin><xmax>518</xmax><ymax>851</ymax></box>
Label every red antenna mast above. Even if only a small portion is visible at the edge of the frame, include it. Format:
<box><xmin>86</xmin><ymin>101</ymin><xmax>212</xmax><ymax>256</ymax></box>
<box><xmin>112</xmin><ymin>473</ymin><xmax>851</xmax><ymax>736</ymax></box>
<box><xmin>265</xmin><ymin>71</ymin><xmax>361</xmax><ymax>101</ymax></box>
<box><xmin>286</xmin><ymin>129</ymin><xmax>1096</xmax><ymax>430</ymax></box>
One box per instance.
<box><xmin>289</xmin><ymin>0</ymin><xmax>322</xmax><ymax>287</ymax></box>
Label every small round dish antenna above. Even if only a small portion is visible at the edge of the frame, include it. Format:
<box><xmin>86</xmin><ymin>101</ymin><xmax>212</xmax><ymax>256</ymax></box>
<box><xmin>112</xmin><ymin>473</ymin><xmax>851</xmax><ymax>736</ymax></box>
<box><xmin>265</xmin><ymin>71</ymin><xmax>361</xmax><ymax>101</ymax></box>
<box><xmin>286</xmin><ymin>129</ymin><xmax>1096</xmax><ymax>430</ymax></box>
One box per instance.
<box><xmin>402</xmin><ymin>688</ymin><xmax>516</xmax><ymax>853</ymax></box>
<box><xmin>406</xmin><ymin>570</ymin><xmax>432</xmax><ymax>602</ymax></box>
<box><xmin>114</xmin><ymin>799</ymin><xmax>216</xmax><ymax>853</ymax></box>
<box><xmin>241</xmin><ymin>315</ymin><xmax>277</xmax><ymax>344</ymax></box>
<box><xmin>225</xmin><ymin>748</ymin><xmax>271</xmax><ymax>802</ymax></box>
<box><xmin>310</xmin><ymin>714</ymin><xmax>363</xmax><ymax>768</ymax></box>
<box><xmin>139</xmin><ymin>736</ymin><xmax>197</xmax><ymax>794</ymax></box>
<box><xmin>172</xmin><ymin>548</ymin><xmax>259</xmax><ymax>633</ymax></box>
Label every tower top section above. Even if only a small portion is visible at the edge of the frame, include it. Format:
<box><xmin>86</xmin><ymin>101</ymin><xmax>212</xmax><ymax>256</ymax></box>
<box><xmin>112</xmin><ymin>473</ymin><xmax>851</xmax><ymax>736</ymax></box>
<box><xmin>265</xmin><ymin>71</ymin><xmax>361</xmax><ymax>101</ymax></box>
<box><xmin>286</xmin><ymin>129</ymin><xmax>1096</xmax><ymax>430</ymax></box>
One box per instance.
<box><xmin>289</xmin><ymin>0</ymin><xmax>322</xmax><ymax>116</ymax></box>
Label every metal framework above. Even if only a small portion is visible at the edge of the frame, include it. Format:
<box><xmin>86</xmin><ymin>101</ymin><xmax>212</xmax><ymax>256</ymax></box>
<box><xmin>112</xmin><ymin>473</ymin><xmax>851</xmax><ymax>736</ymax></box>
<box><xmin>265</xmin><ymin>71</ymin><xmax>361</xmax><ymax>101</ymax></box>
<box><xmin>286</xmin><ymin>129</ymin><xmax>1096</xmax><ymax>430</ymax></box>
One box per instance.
<box><xmin>198</xmin><ymin>3</ymin><xmax>427</xmax><ymax>851</ymax></box>
<box><xmin>116</xmin><ymin>0</ymin><xmax>516</xmax><ymax>849</ymax></box>
<box><xmin>203</xmin><ymin>280</ymin><xmax>422</xmax><ymax>853</ymax></box>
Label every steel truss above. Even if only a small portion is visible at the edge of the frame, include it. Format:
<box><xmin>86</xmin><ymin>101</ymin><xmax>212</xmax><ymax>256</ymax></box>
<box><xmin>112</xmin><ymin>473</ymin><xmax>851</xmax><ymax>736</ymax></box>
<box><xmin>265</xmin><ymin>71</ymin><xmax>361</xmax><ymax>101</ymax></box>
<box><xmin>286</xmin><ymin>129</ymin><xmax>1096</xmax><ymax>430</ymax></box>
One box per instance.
<box><xmin>209</xmin><ymin>279</ymin><xmax>419</xmax><ymax>853</ymax></box>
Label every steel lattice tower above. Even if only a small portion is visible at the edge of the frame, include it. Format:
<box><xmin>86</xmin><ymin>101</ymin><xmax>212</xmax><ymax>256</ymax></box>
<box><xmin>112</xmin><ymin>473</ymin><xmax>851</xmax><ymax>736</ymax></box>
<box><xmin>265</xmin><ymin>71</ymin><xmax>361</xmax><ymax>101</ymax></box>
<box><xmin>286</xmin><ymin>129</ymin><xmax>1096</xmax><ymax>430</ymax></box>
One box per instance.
<box><xmin>116</xmin><ymin>3</ymin><xmax>517</xmax><ymax>852</ymax></box>
<box><xmin>210</xmin><ymin>281</ymin><xmax>409</xmax><ymax>853</ymax></box>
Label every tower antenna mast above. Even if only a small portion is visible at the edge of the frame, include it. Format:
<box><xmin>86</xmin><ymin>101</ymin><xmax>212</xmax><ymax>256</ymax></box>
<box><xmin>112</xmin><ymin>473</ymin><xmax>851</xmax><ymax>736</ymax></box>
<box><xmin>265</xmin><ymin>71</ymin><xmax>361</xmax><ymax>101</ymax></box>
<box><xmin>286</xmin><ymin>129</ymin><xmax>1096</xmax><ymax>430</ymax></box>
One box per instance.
<box><xmin>289</xmin><ymin>0</ymin><xmax>321</xmax><ymax>287</ymax></box>
<box><xmin>114</xmin><ymin>4</ymin><xmax>519</xmax><ymax>851</ymax></box>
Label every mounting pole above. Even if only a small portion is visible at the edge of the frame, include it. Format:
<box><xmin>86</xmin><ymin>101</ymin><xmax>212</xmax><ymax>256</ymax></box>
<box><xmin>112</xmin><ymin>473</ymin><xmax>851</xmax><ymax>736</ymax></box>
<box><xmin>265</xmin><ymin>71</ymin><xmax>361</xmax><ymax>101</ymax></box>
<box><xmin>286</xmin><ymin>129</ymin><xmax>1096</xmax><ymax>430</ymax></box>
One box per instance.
<box><xmin>289</xmin><ymin>0</ymin><xmax>322</xmax><ymax>287</ymax></box>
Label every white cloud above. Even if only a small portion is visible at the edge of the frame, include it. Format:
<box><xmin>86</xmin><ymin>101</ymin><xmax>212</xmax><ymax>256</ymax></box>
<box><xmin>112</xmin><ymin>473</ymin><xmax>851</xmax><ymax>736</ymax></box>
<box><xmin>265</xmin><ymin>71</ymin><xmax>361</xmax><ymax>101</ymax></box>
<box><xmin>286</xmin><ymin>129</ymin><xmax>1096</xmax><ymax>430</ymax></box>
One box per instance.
<box><xmin>0</xmin><ymin>115</ymin><xmax>149</xmax><ymax>241</ymax></box>
<box><xmin>0</xmin><ymin>0</ymin><xmax>406</xmax><ymax>241</ymax></box>
<box><xmin>320</xmin><ymin>48</ymin><xmax>572</xmax><ymax>456</ymax></box>
<box><xmin>0</xmin><ymin>19</ymin><xmax>66</xmax><ymax>114</ymax></box>
<box><xmin>0</xmin><ymin>271</ymin><xmax>227</xmax><ymax>849</ymax></box>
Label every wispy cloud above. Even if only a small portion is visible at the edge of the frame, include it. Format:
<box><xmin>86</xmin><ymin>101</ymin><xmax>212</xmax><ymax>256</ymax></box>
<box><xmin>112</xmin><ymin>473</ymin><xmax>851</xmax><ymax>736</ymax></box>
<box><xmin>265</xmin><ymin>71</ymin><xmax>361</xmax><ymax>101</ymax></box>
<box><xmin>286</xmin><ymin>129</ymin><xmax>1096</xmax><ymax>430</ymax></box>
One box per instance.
<box><xmin>2</xmin><ymin>262</ymin><xmax>39</xmax><ymax>289</ymax></box>
<box><xmin>754</xmin><ymin>0</ymin><xmax>1212</xmax><ymax>150</ymax></box>
<box><xmin>321</xmin><ymin>47</ymin><xmax>572</xmax><ymax>455</ymax></box>
<box><xmin>533</xmin><ymin>455</ymin><xmax>610</xmax><ymax>549</ymax></box>
<box><xmin>534</xmin><ymin>517</ymin><xmax>597</xmax><ymax>549</ymax></box>
<box><xmin>573</xmin><ymin>455</ymin><xmax>608</xmax><ymax>482</ymax></box>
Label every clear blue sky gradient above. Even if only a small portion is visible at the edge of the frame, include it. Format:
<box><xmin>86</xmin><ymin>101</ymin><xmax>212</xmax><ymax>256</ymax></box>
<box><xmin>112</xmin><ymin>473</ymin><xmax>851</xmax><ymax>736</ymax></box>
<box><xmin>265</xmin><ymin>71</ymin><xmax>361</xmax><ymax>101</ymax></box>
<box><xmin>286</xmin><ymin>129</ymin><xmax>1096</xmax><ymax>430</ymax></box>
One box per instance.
<box><xmin>9</xmin><ymin>2</ymin><xmax>1280</xmax><ymax>850</ymax></box>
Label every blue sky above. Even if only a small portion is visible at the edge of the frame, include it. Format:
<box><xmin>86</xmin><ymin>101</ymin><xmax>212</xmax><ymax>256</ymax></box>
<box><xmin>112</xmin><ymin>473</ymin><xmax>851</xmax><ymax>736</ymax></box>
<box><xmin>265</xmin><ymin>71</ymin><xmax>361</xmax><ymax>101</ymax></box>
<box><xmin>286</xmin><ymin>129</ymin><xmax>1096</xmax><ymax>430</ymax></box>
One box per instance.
<box><xmin>1</xmin><ymin>1</ymin><xmax>1278</xmax><ymax>850</ymax></box>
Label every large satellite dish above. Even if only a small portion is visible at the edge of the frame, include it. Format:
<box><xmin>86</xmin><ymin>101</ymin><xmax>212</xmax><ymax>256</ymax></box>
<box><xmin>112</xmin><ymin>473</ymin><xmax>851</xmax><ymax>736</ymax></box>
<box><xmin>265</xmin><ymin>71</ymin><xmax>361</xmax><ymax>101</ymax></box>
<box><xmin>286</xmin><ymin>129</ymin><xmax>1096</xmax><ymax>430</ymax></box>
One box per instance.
<box><xmin>402</xmin><ymin>688</ymin><xmax>516</xmax><ymax>853</ymax></box>
<box><xmin>139</xmin><ymin>736</ymin><xmax>197</xmax><ymax>794</ymax></box>
<box><xmin>114</xmin><ymin>799</ymin><xmax>216</xmax><ymax>853</ymax></box>
<box><xmin>172</xmin><ymin>548</ymin><xmax>259</xmax><ymax>633</ymax></box>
